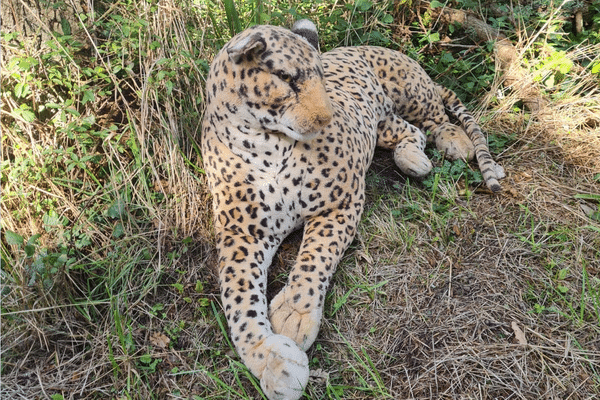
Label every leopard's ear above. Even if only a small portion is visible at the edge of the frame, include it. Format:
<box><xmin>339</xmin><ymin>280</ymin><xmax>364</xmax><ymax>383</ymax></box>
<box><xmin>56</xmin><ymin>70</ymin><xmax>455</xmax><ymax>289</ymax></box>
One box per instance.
<box><xmin>227</xmin><ymin>33</ymin><xmax>266</xmax><ymax>64</ymax></box>
<box><xmin>292</xmin><ymin>19</ymin><xmax>319</xmax><ymax>51</ymax></box>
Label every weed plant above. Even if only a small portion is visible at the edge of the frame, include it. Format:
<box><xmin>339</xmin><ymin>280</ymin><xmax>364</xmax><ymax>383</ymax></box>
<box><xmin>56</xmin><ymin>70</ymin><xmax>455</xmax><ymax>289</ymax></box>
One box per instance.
<box><xmin>2</xmin><ymin>0</ymin><xmax>600</xmax><ymax>399</ymax></box>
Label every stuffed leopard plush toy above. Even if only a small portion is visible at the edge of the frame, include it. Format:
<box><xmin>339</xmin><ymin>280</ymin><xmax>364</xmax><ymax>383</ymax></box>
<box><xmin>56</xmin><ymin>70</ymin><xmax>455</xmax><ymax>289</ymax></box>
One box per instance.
<box><xmin>201</xmin><ymin>20</ymin><xmax>504</xmax><ymax>400</ymax></box>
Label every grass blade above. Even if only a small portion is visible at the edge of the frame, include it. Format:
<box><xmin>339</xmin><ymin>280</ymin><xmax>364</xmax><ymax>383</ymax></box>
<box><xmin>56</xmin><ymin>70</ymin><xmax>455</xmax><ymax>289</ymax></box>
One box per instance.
<box><xmin>223</xmin><ymin>0</ymin><xmax>242</xmax><ymax>36</ymax></box>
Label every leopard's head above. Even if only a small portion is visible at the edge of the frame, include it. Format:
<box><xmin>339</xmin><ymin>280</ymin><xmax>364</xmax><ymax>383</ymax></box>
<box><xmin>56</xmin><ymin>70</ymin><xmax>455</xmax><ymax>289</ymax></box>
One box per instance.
<box><xmin>207</xmin><ymin>25</ymin><xmax>333</xmax><ymax>142</ymax></box>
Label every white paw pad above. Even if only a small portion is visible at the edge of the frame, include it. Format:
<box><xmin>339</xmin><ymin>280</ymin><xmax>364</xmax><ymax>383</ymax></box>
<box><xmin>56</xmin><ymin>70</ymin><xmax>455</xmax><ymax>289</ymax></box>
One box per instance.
<box><xmin>260</xmin><ymin>335</ymin><xmax>309</xmax><ymax>400</ymax></box>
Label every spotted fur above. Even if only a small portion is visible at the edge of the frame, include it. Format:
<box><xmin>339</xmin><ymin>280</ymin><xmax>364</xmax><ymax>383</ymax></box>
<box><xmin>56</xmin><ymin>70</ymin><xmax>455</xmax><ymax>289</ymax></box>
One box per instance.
<box><xmin>201</xmin><ymin>23</ymin><xmax>504</xmax><ymax>400</ymax></box>
<box><xmin>291</xmin><ymin>20</ymin><xmax>505</xmax><ymax>192</ymax></box>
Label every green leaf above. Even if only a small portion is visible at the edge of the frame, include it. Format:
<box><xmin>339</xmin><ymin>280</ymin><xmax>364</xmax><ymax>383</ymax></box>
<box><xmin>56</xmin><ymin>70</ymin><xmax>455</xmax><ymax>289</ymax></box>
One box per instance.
<box><xmin>60</xmin><ymin>17</ymin><xmax>72</xmax><ymax>36</ymax></box>
<box><xmin>75</xmin><ymin>234</ymin><xmax>92</xmax><ymax>249</ymax></box>
<box><xmin>428</xmin><ymin>32</ymin><xmax>440</xmax><ymax>43</ymax></box>
<box><xmin>558</xmin><ymin>268</ymin><xmax>568</xmax><ymax>280</ymax></box>
<box><xmin>43</xmin><ymin>210</ymin><xmax>65</xmax><ymax>227</ymax></box>
<box><xmin>14</xmin><ymin>105</ymin><xmax>36</xmax><ymax>122</ymax></box>
<box><xmin>107</xmin><ymin>199</ymin><xmax>126</xmax><ymax>219</ymax></box>
<box><xmin>440</xmin><ymin>52</ymin><xmax>455</xmax><ymax>64</ymax></box>
<box><xmin>198</xmin><ymin>298</ymin><xmax>210</xmax><ymax>307</ymax></box>
<box><xmin>430</xmin><ymin>0</ymin><xmax>445</xmax><ymax>8</ymax></box>
<box><xmin>355</xmin><ymin>0</ymin><xmax>372</xmax><ymax>11</ymax></box>
<box><xmin>14</xmin><ymin>82</ymin><xmax>30</xmax><ymax>98</ymax></box>
<box><xmin>172</xmin><ymin>283</ymin><xmax>184</xmax><ymax>294</ymax></box>
<box><xmin>18</xmin><ymin>56</ymin><xmax>37</xmax><ymax>71</ymax></box>
<box><xmin>56</xmin><ymin>253</ymin><xmax>69</xmax><ymax>266</ymax></box>
<box><xmin>165</xmin><ymin>79</ymin><xmax>174</xmax><ymax>95</ymax></box>
<box><xmin>112</xmin><ymin>222</ymin><xmax>124</xmax><ymax>238</ymax></box>
<box><xmin>81</xmin><ymin>89</ymin><xmax>95</xmax><ymax>105</ymax></box>
<box><xmin>65</xmin><ymin>107</ymin><xmax>80</xmax><ymax>117</ymax></box>
<box><xmin>5</xmin><ymin>230</ymin><xmax>24</xmax><ymax>246</ymax></box>
<box><xmin>152</xmin><ymin>303</ymin><xmax>164</xmax><ymax>314</ymax></box>
<box><xmin>382</xmin><ymin>13</ymin><xmax>394</xmax><ymax>24</ymax></box>
<box><xmin>24</xmin><ymin>245</ymin><xmax>36</xmax><ymax>257</ymax></box>
<box><xmin>139</xmin><ymin>353</ymin><xmax>153</xmax><ymax>364</ymax></box>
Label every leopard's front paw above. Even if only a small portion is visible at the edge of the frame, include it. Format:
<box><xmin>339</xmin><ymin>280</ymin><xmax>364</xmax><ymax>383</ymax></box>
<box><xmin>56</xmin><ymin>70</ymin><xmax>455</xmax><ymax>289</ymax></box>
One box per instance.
<box><xmin>394</xmin><ymin>143</ymin><xmax>433</xmax><ymax>178</ymax></box>
<box><xmin>431</xmin><ymin>123</ymin><xmax>475</xmax><ymax>161</ymax></box>
<box><xmin>259</xmin><ymin>335</ymin><xmax>309</xmax><ymax>400</ymax></box>
<box><xmin>269</xmin><ymin>288</ymin><xmax>323</xmax><ymax>351</ymax></box>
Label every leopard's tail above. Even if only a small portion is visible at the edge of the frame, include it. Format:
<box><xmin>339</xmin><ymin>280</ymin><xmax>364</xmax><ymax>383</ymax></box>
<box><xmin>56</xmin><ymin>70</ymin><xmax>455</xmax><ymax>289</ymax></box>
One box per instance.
<box><xmin>435</xmin><ymin>83</ymin><xmax>505</xmax><ymax>193</ymax></box>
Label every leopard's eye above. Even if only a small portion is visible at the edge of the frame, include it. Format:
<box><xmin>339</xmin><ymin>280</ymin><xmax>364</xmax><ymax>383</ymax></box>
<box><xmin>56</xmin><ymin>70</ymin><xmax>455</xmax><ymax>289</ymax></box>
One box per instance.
<box><xmin>277</xmin><ymin>71</ymin><xmax>293</xmax><ymax>83</ymax></box>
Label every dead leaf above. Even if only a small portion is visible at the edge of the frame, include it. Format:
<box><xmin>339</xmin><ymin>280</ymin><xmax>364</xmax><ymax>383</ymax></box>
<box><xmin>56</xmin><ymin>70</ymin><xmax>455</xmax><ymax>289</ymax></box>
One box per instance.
<box><xmin>153</xmin><ymin>179</ymin><xmax>174</xmax><ymax>195</ymax></box>
<box><xmin>357</xmin><ymin>250</ymin><xmax>373</xmax><ymax>265</ymax></box>
<box><xmin>150</xmin><ymin>332</ymin><xmax>171</xmax><ymax>349</ymax></box>
<box><xmin>511</xmin><ymin>321</ymin><xmax>527</xmax><ymax>345</ymax></box>
<box><xmin>452</xmin><ymin>224</ymin><xmax>461</xmax><ymax>237</ymax></box>
<box><xmin>580</xmin><ymin>203</ymin><xmax>596</xmax><ymax>218</ymax></box>
<box><xmin>310</xmin><ymin>368</ymin><xmax>329</xmax><ymax>381</ymax></box>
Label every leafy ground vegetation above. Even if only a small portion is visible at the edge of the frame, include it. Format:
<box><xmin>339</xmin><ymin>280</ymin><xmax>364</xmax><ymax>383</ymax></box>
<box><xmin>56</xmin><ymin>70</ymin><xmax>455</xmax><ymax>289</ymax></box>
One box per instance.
<box><xmin>2</xmin><ymin>0</ymin><xmax>600</xmax><ymax>398</ymax></box>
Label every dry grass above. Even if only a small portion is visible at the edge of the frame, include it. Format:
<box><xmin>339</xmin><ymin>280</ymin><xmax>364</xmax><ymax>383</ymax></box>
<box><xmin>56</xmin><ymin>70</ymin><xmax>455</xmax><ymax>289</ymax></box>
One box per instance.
<box><xmin>325</xmin><ymin>162</ymin><xmax>600</xmax><ymax>398</ymax></box>
<box><xmin>2</xmin><ymin>1</ymin><xmax>600</xmax><ymax>399</ymax></box>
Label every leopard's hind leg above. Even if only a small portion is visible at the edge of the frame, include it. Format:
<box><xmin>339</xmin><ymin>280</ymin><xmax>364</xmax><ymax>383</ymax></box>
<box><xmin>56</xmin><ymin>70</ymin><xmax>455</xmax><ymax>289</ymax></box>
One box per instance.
<box><xmin>435</xmin><ymin>83</ymin><xmax>505</xmax><ymax>192</ymax></box>
<box><xmin>376</xmin><ymin>114</ymin><xmax>433</xmax><ymax>178</ymax></box>
<box><xmin>429</xmin><ymin>122</ymin><xmax>475</xmax><ymax>162</ymax></box>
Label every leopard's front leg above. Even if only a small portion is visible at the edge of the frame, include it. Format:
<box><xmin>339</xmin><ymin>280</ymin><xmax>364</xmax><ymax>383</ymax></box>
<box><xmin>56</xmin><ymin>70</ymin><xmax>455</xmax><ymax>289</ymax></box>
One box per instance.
<box><xmin>377</xmin><ymin>114</ymin><xmax>433</xmax><ymax>178</ymax></box>
<box><xmin>216</xmin><ymin>227</ymin><xmax>309</xmax><ymax>400</ymax></box>
<box><xmin>269</xmin><ymin>210</ymin><xmax>360</xmax><ymax>351</ymax></box>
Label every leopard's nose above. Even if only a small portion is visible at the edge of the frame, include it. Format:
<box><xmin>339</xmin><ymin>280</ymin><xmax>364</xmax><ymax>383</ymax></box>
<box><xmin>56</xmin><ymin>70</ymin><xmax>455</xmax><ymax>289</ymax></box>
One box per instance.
<box><xmin>315</xmin><ymin>112</ymin><xmax>332</xmax><ymax>127</ymax></box>
<box><xmin>312</xmin><ymin>85</ymin><xmax>333</xmax><ymax>127</ymax></box>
